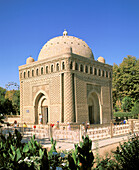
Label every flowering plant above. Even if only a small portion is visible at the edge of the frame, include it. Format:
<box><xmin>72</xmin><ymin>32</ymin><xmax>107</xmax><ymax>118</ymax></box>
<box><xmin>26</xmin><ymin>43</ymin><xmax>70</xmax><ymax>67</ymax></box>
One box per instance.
<box><xmin>50</xmin><ymin>123</ymin><xmax>54</xmax><ymax>127</ymax></box>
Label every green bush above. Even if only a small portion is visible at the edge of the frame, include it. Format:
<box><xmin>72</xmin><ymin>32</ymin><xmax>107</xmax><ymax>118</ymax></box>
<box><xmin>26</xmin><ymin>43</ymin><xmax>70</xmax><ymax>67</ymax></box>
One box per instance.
<box><xmin>113</xmin><ymin>135</ymin><xmax>139</xmax><ymax>169</ymax></box>
<box><xmin>113</xmin><ymin>112</ymin><xmax>132</xmax><ymax>119</ymax></box>
<box><xmin>0</xmin><ymin>129</ymin><xmax>49</xmax><ymax>169</ymax></box>
<box><xmin>131</xmin><ymin>102</ymin><xmax>139</xmax><ymax>119</ymax></box>
<box><xmin>48</xmin><ymin>138</ymin><xmax>69</xmax><ymax>169</ymax></box>
<box><xmin>94</xmin><ymin>157</ymin><xmax>117</xmax><ymax>170</ymax></box>
<box><xmin>68</xmin><ymin>135</ymin><xmax>94</xmax><ymax>170</ymax></box>
<box><xmin>0</xmin><ymin>129</ymin><xmax>139</xmax><ymax>169</ymax></box>
<box><xmin>0</xmin><ymin>114</ymin><xmax>4</xmax><ymax>128</ymax></box>
<box><xmin>122</xmin><ymin>96</ymin><xmax>133</xmax><ymax>112</ymax></box>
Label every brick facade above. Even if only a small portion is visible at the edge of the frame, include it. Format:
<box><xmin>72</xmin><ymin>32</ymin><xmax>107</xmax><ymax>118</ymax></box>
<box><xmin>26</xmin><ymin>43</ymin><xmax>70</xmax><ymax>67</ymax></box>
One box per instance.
<box><xmin>19</xmin><ymin>31</ymin><xmax>113</xmax><ymax>125</ymax></box>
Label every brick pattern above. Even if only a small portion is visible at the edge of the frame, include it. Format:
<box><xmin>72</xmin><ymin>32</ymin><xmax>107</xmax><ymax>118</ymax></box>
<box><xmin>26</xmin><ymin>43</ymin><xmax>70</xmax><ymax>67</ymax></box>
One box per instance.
<box><xmin>50</xmin><ymin>74</ymin><xmax>60</xmax><ymax>105</ymax></box>
<box><xmin>23</xmin><ymin>107</ymin><xmax>34</xmax><ymax>123</ymax></box>
<box><xmin>64</xmin><ymin>72</ymin><xmax>74</xmax><ymax>123</ymax></box>
<box><xmin>19</xmin><ymin>35</ymin><xmax>113</xmax><ymax>125</ymax></box>
<box><xmin>75</xmin><ymin>76</ymin><xmax>88</xmax><ymax>123</ymax></box>
<box><xmin>49</xmin><ymin>105</ymin><xmax>60</xmax><ymax>123</ymax></box>
<box><xmin>76</xmin><ymin>77</ymin><xmax>87</xmax><ymax>104</ymax></box>
<box><xmin>87</xmin><ymin>84</ymin><xmax>101</xmax><ymax>96</ymax></box>
<box><xmin>23</xmin><ymin>82</ymin><xmax>31</xmax><ymax>106</ymax></box>
<box><xmin>102</xmin><ymin>85</ymin><xmax>111</xmax><ymax>123</ymax></box>
<box><xmin>48</xmin><ymin>74</ymin><xmax>61</xmax><ymax>123</ymax></box>
<box><xmin>20</xmin><ymin>82</ymin><xmax>23</xmax><ymax>122</ymax></box>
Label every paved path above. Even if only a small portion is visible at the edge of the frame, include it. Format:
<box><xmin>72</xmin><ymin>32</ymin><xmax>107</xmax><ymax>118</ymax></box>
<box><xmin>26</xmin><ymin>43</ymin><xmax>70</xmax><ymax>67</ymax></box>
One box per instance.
<box><xmin>92</xmin><ymin>135</ymin><xmax>129</xmax><ymax>150</ymax></box>
<box><xmin>22</xmin><ymin>134</ymin><xmax>132</xmax><ymax>151</ymax></box>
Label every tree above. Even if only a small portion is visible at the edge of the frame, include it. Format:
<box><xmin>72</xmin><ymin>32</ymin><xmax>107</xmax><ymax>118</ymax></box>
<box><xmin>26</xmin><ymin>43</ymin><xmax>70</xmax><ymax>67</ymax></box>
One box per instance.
<box><xmin>131</xmin><ymin>102</ymin><xmax>139</xmax><ymax>118</ymax></box>
<box><xmin>0</xmin><ymin>87</ymin><xmax>20</xmax><ymax>115</ymax></box>
<box><xmin>5</xmin><ymin>90</ymin><xmax>20</xmax><ymax>114</ymax></box>
<box><xmin>112</xmin><ymin>56</ymin><xmax>139</xmax><ymax>107</ymax></box>
<box><xmin>0</xmin><ymin>87</ymin><xmax>6</xmax><ymax>114</ymax></box>
<box><xmin>0</xmin><ymin>87</ymin><xmax>6</xmax><ymax>104</ymax></box>
<box><xmin>122</xmin><ymin>96</ymin><xmax>133</xmax><ymax>112</ymax></box>
<box><xmin>12</xmin><ymin>90</ymin><xmax>20</xmax><ymax>114</ymax></box>
<box><xmin>2</xmin><ymin>98</ymin><xmax>16</xmax><ymax>115</ymax></box>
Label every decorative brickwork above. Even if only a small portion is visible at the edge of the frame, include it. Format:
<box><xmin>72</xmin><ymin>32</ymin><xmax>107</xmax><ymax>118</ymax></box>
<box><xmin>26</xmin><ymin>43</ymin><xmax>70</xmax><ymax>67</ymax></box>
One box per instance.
<box><xmin>19</xmin><ymin>31</ymin><xmax>113</xmax><ymax>125</ymax></box>
<box><xmin>64</xmin><ymin>72</ymin><xmax>74</xmax><ymax>123</ymax></box>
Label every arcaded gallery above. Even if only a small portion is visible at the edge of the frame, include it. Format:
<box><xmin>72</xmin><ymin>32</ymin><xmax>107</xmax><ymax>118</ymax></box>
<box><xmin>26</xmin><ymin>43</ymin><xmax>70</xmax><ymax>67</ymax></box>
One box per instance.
<box><xmin>19</xmin><ymin>30</ymin><xmax>113</xmax><ymax>125</ymax></box>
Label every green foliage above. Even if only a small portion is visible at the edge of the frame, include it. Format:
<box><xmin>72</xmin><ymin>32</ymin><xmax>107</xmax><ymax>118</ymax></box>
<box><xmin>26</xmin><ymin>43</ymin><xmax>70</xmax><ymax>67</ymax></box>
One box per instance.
<box><xmin>94</xmin><ymin>157</ymin><xmax>117</xmax><ymax>170</ymax></box>
<box><xmin>78</xmin><ymin>136</ymin><xmax>94</xmax><ymax>169</ymax></box>
<box><xmin>0</xmin><ymin>129</ymin><xmax>139</xmax><ymax>169</ymax></box>
<box><xmin>113</xmin><ymin>135</ymin><xmax>139</xmax><ymax>169</ymax></box>
<box><xmin>113</xmin><ymin>112</ymin><xmax>132</xmax><ymax>119</ymax></box>
<box><xmin>0</xmin><ymin>87</ymin><xmax>6</xmax><ymax>103</ymax></box>
<box><xmin>94</xmin><ymin>135</ymin><xmax>139</xmax><ymax>170</ymax></box>
<box><xmin>0</xmin><ymin>98</ymin><xmax>14</xmax><ymax>115</ymax></box>
<box><xmin>68</xmin><ymin>136</ymin><xmax>94</xmax><ymax>170</ymax></box>
<box><xmin>0</xmin><ymin>87</ymin><xmax>9</xmax><ymax>114</ymax></box>
<box><xmin>0</xmin><ymin>87</ymin><xmax>20</xmax><ymax>115</ymax></box>
<box><xmin>48</xmin><ymin>151</ymin><xmax>69</xmax><ymax>169</ymax></box>
<box><xmin>5</xmin><ymin>90</ymin><xmax>20</xmax><ymax>115</ymax></box>
<box><xmin>94</xmin><ymin>141</ymin><xmax>101</xmax><ymax>165</ymax></box>
<box><xmin>2</xmin><ymin>98</ymin><xmax>16</xmax><ymax>115</ymax></box>
<box><xmin>48</xmin><ymin>138</ymin><xmax>69</xmax><ymax>169</ymax></box>
<box><xmin>49</xmin><ymin>137</ymin><xmax>57</xmax><ymax>154</ymax></box>
<box><xmin>13</xmin><ymin>90</ymin><xmax>20</xmax><ymax>114</ymax></box>
<box><xmin>122</xmin><ymin>96</ymin><xmax>133</xmax><ymax>112</ymax></box>
<box><xmin>0</xmin><ymin>129</ymin><xmax>23</xmax><ymax>169</ymax></box>
<box><xmin>131</xmin><ymin>102</ymin><xmax>139</xmax><ymax>118</ymax></box>
<box><xmin>112</xmin><ymin>56</ymin><xmax>139</xmax><ymax>107</ymax></box>
<box><xmin>68</xmin><ymin>144</ymin><xmax>80</xmax><ymax>169</ymax></box>
<box><xmin>0</xmin><ymin>129</ymin><xmax>49</xmax><ymax>169</ymax></box>
<box><xmin>0</xmin><ymin>114</ymin><xmax>4</xmax><ymax>128</ymax></box>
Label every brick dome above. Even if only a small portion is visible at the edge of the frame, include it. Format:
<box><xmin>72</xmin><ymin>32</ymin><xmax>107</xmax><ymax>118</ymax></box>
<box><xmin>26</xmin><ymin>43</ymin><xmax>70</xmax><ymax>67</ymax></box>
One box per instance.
<box><xmin>38</xmin><ymin>31</ymin><xmax>94</xmax><ymax>61</ymax></box>
<box><xmin>97</xmin><ymin>56</ymin><xmax>105</xmax><ymax>63</ymax></box>
<box><xmin>26</xmin><ymin>56</ymin><xmax>34</xmax><ymax>64</ymax></box>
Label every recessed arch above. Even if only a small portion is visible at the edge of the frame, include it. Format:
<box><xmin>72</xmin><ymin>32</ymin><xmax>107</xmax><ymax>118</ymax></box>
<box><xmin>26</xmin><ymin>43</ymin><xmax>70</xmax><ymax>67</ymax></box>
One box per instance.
<box><xmin>33</xmin><ymin>90</ymin><xmax>49</xmax><ymax>124</ymax></box>
<box><xmin>87</xmin><ymin>91</ymin><xmax>101</xmax><ymax>124</ymax></box>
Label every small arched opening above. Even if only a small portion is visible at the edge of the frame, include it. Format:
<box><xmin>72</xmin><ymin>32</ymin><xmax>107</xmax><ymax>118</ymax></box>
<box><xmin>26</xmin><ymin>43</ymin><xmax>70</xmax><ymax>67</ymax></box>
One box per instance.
<box><xmin>88</xmin><ymin>92</ymin><xmax>100</xmax><ymax>124</ymax></box>
<box><xmin>34</xmin><ymin>92</ymin><xmax>49</xmax><ymax>124</ymax></box>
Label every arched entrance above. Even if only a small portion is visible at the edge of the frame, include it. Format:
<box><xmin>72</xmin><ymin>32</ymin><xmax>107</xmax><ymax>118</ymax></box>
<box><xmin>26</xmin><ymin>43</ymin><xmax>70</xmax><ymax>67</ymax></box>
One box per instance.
<box><xmin>34</xmin><ymin>92</ymin><xmax>49</xmax><ymax>124</ymax></box>
<box><xmin>41</xmin><ymin>98</ymin><xmax>48</xmax><ymax>124</ymax></box>
<box><xmin>88</xmin><ymin>92</ymin><xmax>100</xmax><ymax>124</ymax></box>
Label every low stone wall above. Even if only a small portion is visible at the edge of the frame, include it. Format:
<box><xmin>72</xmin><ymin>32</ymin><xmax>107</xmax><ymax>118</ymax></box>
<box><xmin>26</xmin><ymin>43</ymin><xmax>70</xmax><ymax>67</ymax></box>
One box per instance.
<box><xmin>1</xmin><ymin>120</ymin><xmax>139</xmax><ymax>143</ymax></box>
<box><xmin>4</xmin><ymin>115</ymin><xmax>21</xmax><ymax>124</ymax></box>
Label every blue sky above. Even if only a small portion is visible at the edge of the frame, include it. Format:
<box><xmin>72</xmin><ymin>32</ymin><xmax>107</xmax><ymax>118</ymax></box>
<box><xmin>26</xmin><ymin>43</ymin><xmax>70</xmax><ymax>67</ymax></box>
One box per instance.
<box><xmin>0</xmin><ymin>0</ymin><xmax>139</xmax><ymax>88</ymax></box>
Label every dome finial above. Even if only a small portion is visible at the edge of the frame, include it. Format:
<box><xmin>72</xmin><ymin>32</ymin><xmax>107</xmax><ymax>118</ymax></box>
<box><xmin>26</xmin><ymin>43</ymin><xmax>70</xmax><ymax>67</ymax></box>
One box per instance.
<box><xmin>63</xmin><ymin>29</ymin><xmax>68</xmax><ymax>36</ymax></box>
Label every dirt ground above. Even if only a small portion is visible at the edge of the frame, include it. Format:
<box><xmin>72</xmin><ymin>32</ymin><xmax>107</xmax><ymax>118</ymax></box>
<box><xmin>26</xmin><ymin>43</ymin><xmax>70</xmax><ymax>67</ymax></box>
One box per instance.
<box><xmin>92</xmin><ymin>141</ymin><xmax>125</xmax><ymax>159</ymax></box>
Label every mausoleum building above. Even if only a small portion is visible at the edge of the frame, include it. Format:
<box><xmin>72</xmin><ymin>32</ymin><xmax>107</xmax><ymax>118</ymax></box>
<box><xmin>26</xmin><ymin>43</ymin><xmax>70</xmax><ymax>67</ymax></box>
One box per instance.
<box><xmin>19</xmin><ymin>30</ymin><xmax>113</xmax><ymax>125</ymax></box>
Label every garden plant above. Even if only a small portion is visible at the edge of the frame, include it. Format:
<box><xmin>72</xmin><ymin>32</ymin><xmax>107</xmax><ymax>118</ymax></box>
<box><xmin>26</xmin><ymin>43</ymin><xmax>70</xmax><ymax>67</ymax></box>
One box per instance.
<box><xmin>0</xmin><ymin>129</ymin><xmax>138</xmax><ymax>169</ymax></box>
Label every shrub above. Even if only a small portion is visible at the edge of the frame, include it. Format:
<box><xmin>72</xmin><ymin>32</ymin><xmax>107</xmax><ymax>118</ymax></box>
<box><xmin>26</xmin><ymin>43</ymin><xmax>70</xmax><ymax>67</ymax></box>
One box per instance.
<box><xmin>48</xmin><ymin>138</ymin><xmax>69</xmax><ymax>169</ymax></box>
<box><xmin>68</xmin><ymin>135</ymin><xmax>94</xmax><ymax>170</ymax></box>
<box><xmin>113</xmin><ymin>134</ymin><xmax>139</xmax><ymax>169</ymax></box>
<box><xmin>1</xmin><ymin>129</ymin><xmax>139</xmax><ymax>169</ymax></box>
<box><xmin>122</xmin><ymin>96</ymin><xmax>133</xmax><ymax>112</ymax></box>
<box><xmin>94</xmin><ymin>157</ymin><xmax>117</xmax><ymax>170</ymax></box>
<box><xmin>0</xmin><ymin>129</ymin><xmax>49</xmax><ymax>169</ymax></box>
<box><xmin>0</xmin><ymin>114</ymin><xmax>4</xmax><ymax>128</ymax></box>
<box><xmin>131</xmin><ymin>102</ymin><xmax>139</xmax><ymax>119</ymax></box>
<box><xmin>113</xmin><ymin>112</ymin><xmax>132</xmax><ymax>119</ymax></box>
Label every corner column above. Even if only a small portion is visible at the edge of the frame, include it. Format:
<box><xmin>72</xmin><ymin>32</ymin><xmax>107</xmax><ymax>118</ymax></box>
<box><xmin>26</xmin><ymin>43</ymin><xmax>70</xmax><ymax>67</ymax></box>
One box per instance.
<box><xmin>64</xmin><ymin>72</ymin><xmax>74</xmax><ymax>123</ymax></box>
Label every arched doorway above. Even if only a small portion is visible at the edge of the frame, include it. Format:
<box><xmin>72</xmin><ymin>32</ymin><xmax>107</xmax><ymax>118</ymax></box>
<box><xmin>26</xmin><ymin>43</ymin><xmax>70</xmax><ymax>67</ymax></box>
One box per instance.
<box><xmin>34</xmin><ymin>92</ymin><xmax>49</xmax><ymax>124</ymax></box>
<box><xmin>88</xmin><ymin>92</ymin><xmax>100</xmax><ymax>124</ymax></box>
<box><xmin>41</xmin><ymin>98</ymin><xmax>48</xmax><ymax>124</ymax></box>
